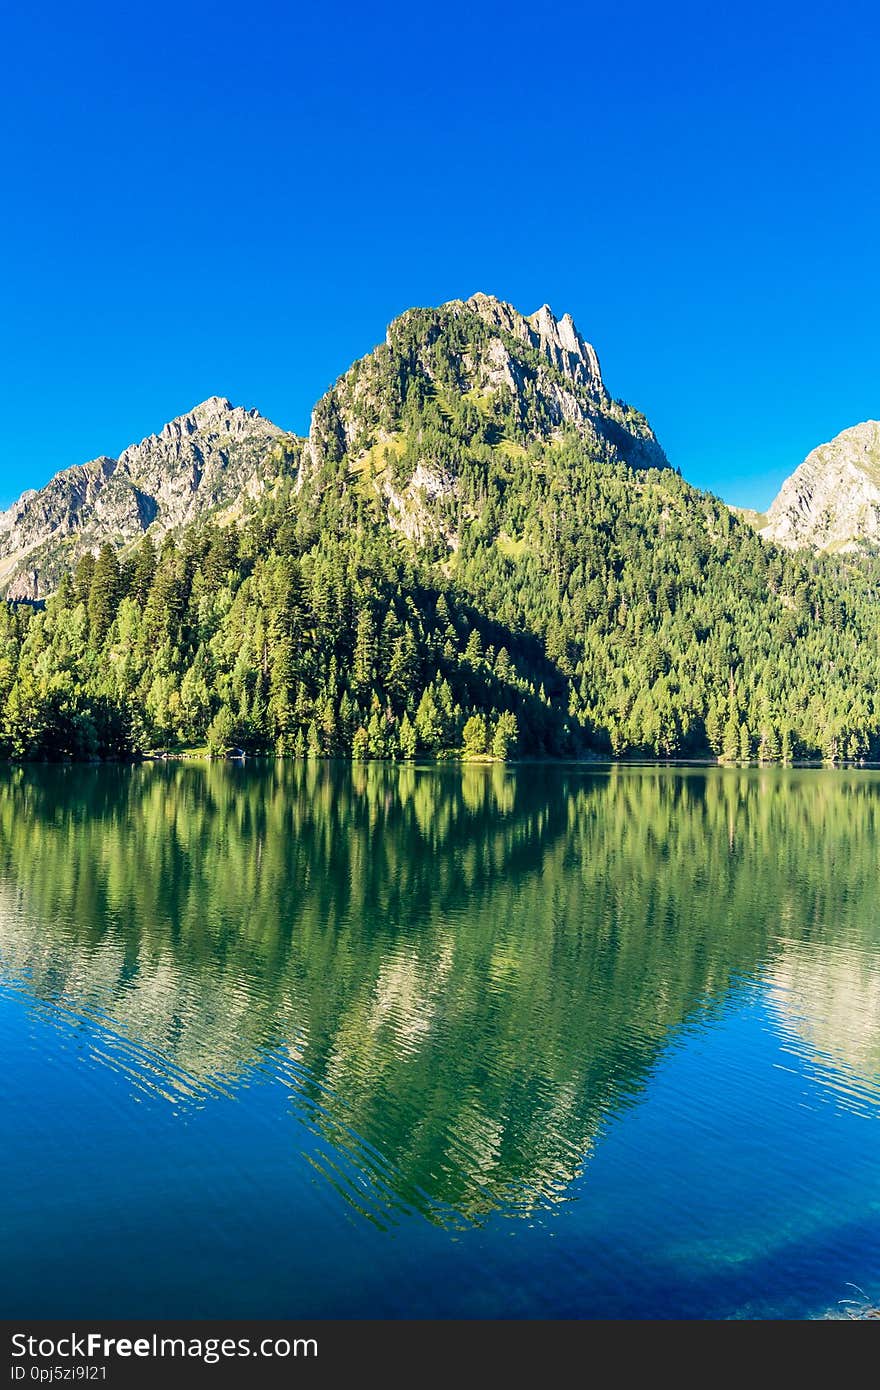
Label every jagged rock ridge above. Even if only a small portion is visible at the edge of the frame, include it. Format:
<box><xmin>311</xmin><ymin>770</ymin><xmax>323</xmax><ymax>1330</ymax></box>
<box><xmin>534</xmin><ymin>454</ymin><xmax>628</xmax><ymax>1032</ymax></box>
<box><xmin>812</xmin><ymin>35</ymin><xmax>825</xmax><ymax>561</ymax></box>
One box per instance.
<box><xmin>0</xmin><ymin>398</ymin><xmax>298</xmax><ymax>597</ymax></box>
<box><xmin>760</xmin><ymin>420</ymin><xmax>880</xmax><ymax>552</ymax></box>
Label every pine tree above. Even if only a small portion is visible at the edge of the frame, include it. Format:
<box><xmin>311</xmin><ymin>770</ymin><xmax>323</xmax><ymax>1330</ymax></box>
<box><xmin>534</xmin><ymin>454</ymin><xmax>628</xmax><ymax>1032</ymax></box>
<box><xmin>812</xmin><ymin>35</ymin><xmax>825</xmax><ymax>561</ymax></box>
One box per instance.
<box><xmin>758</xmin><ymin>722</ymin><xmax>779</xmax><ymax>763</ymax></box>
<box><xmin>492</xmin><ymin>711</ymin><xmax>518</xmax><ymax>760</ymax></box>
<box><xmin>415</xmin><ymin>687</ymin><xmax>443</xmax><ymax>751</ymax></box>
<box><xmin>87</xmin><ymin>544</ymin><xmax>122</xmax><ymax>644</ymax></box>
<box><xmin>320</xmin><ymin>697</ymin><xmax>337</xmax><ymax>754</ymax></box>
<box><xmin>721</xmin><ymin>715</ymin><xmax>740</xmax><ymax>763</ymax></box>
<box><xmin>367</xmin><ymin>708</ymin><xmax>386</xmax><ymax>758</ymax></box>
<box><xmin>353</xmin><ymin>608</ymin><xmax>377</xmax><ymax>692</ymax></box>
<box><xmin>206</xmin><ymin>705</ymin><xmax>236</xmax><ymax>756</ymax></box>
<box><xmin>130</xmin><ymin>536</ymin><xmax>157</xmax><ymax>606</ymax></box>
<box><xmin>398</xmin><ymin>711</ymin><xmax>417</xmax><ymax>759</ymax></box>
<box><xmin>73</xmin><ymin>552</ymin><xmax>96</xmax><ymax>608</ymax></box>
<box><xmin>781</xmin><ymin>727</ymin><xmax>793</xmax><ymax>764</ymax></box>
<box><xmin>705</xmin><ymin>702</ymin><xmax>723</xmax><ymax>755</ymax></box>
<box><xmin>464</xmin><ymin>628</ymin><xmax>483</xmax><ymax>665</ymax></box>
<box><xmin>388</xmin><ymin>628</ymin><xmax>419</xmax><ymax>703</ymax></box>
<box><xmin>462</xmin><ymin>713</ymin><xmax>488</xmax><ymax>757</ymax></box>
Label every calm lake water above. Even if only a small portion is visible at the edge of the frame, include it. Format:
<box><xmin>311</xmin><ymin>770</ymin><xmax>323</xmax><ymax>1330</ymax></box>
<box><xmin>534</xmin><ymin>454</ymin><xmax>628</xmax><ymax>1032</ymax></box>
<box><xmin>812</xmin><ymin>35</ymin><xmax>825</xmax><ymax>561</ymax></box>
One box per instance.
<box><xmin>1</xmin><ymin>761</ymin><xmax>879</xmax><ymax>1319</ymax></box>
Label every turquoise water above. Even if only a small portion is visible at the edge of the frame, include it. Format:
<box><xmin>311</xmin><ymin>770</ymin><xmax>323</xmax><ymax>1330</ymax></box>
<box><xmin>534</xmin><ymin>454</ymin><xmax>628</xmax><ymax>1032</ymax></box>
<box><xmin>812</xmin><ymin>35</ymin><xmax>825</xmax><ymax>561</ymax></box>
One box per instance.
<box><xmin>0</xmin><ymin>761</ymin><xmax>878</xmax><ymax>1319</ymax></box>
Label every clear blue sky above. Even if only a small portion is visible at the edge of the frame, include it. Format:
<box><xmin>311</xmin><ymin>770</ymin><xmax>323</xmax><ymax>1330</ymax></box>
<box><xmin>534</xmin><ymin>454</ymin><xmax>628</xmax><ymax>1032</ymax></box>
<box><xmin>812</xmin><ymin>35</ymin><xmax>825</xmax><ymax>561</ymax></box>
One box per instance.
<box><xmin>2</xmin><ymin>0</ymin><xmax>878</xmax><ymax>511</ymax></box>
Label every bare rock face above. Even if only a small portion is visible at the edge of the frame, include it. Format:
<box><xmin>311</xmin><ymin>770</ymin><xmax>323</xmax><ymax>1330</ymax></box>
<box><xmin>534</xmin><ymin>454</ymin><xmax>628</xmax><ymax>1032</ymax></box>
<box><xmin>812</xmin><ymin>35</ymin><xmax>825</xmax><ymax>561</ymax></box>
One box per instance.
<box><xmin>0</xmin><ymin>457</ymin><xmax>116</xmax><ymax>554</ymax></box>
<box><xmin>112</xmin><ymin>397</ymin><xmax>291</xmax><ymax>532</ymax></box>
<box><xmin>760</xmin><ymin>421</ymin><xmax>880</xmax><ymax>552</ymax></box>
<box><xmin>463</xmin><ymin>292</ymin><xmax>605</xmax><ymax>393</ymax></box>
<box><xmin>381</xmin><ymin>461</ymin><xmax>460</xmax><ymax>551</ymax></box>
<box><xmin>5</xmin><ymin>569</ymin><xmax>41</xmax><ymax>603</ymax></box>
<box><xmin>447</xmin><ymin>294</ymin><xmax>665</xmax><ymax>469</ymax></box>
<box><xmin>0</xmin><ymin>398</ymin><xmax>298</xmax><ymax>597</ymax></box>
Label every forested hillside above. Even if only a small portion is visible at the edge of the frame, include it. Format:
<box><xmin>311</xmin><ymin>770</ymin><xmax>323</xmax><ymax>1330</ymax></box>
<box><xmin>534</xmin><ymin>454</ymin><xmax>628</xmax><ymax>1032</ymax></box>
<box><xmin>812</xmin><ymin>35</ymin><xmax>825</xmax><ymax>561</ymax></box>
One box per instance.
<box><xmin>2</xmin><ymin>295</ymin><xmax>880</xmax><ymax>763</ymax></box>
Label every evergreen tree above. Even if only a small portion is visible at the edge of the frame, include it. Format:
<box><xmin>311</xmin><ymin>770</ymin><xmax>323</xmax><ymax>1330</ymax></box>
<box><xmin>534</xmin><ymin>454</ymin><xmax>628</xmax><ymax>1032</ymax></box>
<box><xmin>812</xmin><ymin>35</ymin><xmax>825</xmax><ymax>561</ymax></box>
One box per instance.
<box><xmin>73</xmin><ymin>552</ymin><xmax>96</xmax><ymax>608</ymax></box>
<box><xmin>492</xmin><ymin>711</ymin><xmax>518</xmax><ymax>760</ymax></box>
<box><xmin>415</xmin><ymin>687</ymin><xmax>443</xmax><ymax>752</ymax></box>
<box><xmin>207</xmin><ymin>705</ymin><xmax>236</xmax><ymax>755</ymax></box>
<box><xmin>88</xmin><ymin>544</ymin><xmax>122</xmax><ymax>644</ymax></box>
<box><xmin>130</xmin><ymin>536</ymin><xmax>157</xmax><ymax>606</ymax></box>
<box><xmin>353</xmin><ymin>608</ymin><xmax>377</xmax><ymax>693</ymax></box>
<box><xmin>398</xmin><ymin>711</ymin><xmax>417</xmax><ymax>759</ymax></box>
<box><xmin>721</xmin><ymin>715</ymin><xmax>740</xmax><ymax>763</ymax></box>
<box><xmin>462</xmin><ymin>713</ymin><xmax>488</xmax><ymax>757</ymax></box>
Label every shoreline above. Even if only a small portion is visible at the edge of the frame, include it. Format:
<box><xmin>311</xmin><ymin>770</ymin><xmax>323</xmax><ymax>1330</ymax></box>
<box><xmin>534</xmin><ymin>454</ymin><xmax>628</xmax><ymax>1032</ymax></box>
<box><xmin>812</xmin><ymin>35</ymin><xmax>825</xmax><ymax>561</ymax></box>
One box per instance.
<box><xmin>3</xmin><ymin>752</ymin><xmax>880</xmax><ymax>771</ymax></box>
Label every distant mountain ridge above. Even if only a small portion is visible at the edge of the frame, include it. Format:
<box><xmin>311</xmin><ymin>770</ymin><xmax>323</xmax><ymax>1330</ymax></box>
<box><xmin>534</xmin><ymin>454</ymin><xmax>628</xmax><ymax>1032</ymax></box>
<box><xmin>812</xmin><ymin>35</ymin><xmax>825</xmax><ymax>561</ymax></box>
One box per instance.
<box><xmin>0</xmin><ymin>294</ymin><xmax>665</xmax><ymax>597</ymax></box>
<box><xmin>0</xmin><ymin>397</ymin><xmax>297</xmax><ymax>598</ymax></box>
<box><xmin>758</xmin><ymin>420</ymin><xmax>880</xmax><ymax>552</ymax></box>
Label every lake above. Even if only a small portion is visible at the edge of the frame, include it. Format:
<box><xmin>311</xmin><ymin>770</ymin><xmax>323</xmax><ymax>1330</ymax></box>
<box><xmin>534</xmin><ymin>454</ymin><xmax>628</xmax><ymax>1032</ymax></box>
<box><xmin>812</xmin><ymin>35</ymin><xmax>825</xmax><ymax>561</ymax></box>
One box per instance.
<box><xmin>1</xmin><ymin>761</ymin><xmax>878</xmax><ymax>1319</ymax></box>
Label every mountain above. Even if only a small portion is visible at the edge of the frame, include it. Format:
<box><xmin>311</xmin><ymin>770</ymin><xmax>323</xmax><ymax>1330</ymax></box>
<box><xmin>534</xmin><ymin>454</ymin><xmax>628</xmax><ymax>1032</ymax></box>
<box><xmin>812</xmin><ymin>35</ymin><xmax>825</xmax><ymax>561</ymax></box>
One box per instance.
<box><xmin>307</xmin><ymin>292</ymin><xmax>666</xmax><ymax>476</ymax></box>
<box><xmin>0</xmin><ymin>397</ymin><xmax>297</xmax><ymax>599</ymax></box>
<box><xmin>759</xmin><ymin>421</ymin><xmax>880</xmax><ymax>552</ymax></box>
<box><xmin>0</xmin><ymin>295</ymin><xmax>663</xmax><ymax>600</ymax></box>
<box><xmin>3</xmin><ymin>292</ymin><xmax>880</xmax><ymax>765</ymax></box>
<box><xmin>304</xmin><ymin>293</ymin><xmax>666</xmax><ymax>546</ymax></box>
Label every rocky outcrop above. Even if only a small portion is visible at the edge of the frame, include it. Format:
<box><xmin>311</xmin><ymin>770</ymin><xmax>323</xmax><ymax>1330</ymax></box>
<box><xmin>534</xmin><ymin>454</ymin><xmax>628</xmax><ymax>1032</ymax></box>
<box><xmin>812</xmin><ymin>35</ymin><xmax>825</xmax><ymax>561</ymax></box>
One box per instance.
<box><xmin>382</xmin><ymin>461</ymin><xmax>460</xmax><ymax>550</ymax></box>
<box><xmin>462</xmin><ymin>292</ymin><xmax>605</xmax><ymax>392</ymax></box>
<box><xmin>0</xmin><ymin>398</ymin><xmax>298</xmax><ymax>596</ymax></box>
<box><xmin>0</xmin><ymin>457</ymin><xmax>116</xmax><ymax>556</ymax></box>
<box><xmin>451</xmin><ymin>295</ymin><xmax>665</xmax><ymax>470</ymax></box>
<box><xmin>760</xmin><ymin>421</ymin><xmax>880</xmax><ymax>552</ymax></box>
<box><xmin>5</xmin><ymin>569</ymin><xmax>41</xmax><ymax>603</ymax></box>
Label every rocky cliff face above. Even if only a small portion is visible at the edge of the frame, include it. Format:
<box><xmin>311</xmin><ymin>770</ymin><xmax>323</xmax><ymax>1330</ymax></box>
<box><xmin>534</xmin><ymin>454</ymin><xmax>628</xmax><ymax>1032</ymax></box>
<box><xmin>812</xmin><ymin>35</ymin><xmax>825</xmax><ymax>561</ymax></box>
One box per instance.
<box><xmin>464</xmin><ymin>292</ymin><xmax>606</xmax><ymax>392</ymax></box>
<box><xmin>0</xmin><ymin>398</ymin><xmax>297</xmax><ymax>597</ymax></box>
<box><xmin>760</xmin><ymin>421</ymin><xmax>880</xmax><ymax>552</ymax></box>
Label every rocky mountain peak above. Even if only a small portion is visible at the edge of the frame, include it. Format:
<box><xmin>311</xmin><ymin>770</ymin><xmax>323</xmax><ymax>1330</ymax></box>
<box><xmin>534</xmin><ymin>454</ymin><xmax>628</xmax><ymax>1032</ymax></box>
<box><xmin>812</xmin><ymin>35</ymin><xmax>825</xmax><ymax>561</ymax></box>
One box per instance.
<box><xmin>306</xmin><ymin>293</ymin><xmax>664</xmax><ymax>486</ymax></box>
<box><xmin>303</xmin><ymin>293</ymin><xmax>667</xmax><ymax>556</ymax></box>
<box><xmin>192</xmin><ymin>395</ymin><xmax>235</xmax><ymax>418</ymax></box>
<box><xmin>163</xmin><ymin>396</ymin><xmax>231</xmax><ymax>434</ymax></box>
<box><xmin>454</xmin><ymin>293</ymin><xmax>605</xmax><ymax>394</ymax></box>
<box><xmin>128</xmin><ymin>397</ymin><xmax>275</xmax><ymax>455</ymax></box>
<box><xmin>0</xmin><ymin>399</ymin><xmax>295</xmax><ymax>597</ymax></box>
<box><xmin>760</xmin><ymin>420</ymin><xmax>880</xmax><ymax>551</ymax></box>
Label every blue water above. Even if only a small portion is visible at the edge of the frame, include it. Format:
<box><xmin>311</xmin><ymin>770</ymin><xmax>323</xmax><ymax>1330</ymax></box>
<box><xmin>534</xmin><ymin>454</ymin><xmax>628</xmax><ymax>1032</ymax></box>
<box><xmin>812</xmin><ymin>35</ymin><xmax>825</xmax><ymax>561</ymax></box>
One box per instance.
<box><xmin>1</xmin><ymin>762</ymin><xmax>878</xmax><ymax>1318</ymax></box>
